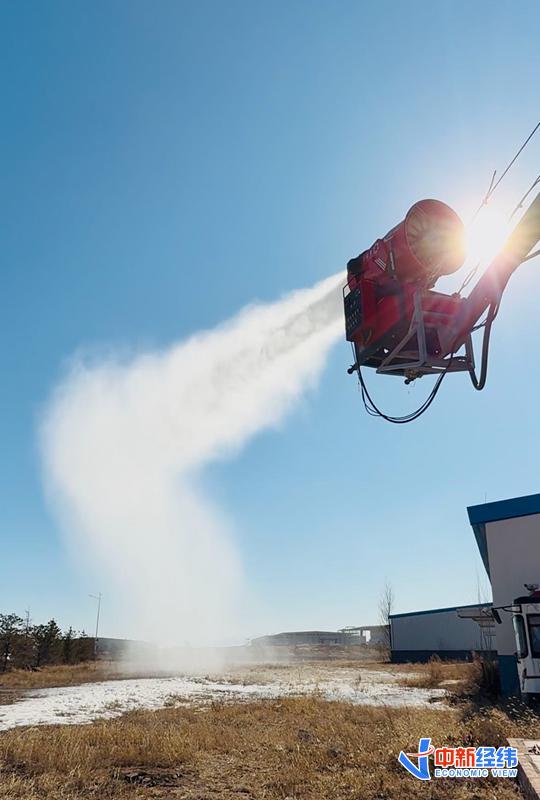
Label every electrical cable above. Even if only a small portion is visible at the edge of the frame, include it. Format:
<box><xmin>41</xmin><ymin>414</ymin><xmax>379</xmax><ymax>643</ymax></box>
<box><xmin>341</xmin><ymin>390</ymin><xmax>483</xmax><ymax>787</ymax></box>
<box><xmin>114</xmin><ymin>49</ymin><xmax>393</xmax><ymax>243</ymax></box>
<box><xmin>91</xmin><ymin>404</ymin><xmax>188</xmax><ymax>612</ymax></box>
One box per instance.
<box><xmin>467</xmin><ymin>245</ymin><xmax>540</xmax><ymax>389</ymax></box>
<box><xmin>467</xmin><ymin>241</ymin><xmax>540</xmax><ymax>386</ymax></box>
<box><xmin>471</xmin><ymin>301</ymin><xmax>500</xmax><ymax>332</ymax></box>
<box><xmin>510</xmin><ymin>174</ymin><xmax>540</xmax><ymax>221</ymax></box>
<box><xmin>351</xmin><ymin>343</ymin><xmax>454</xmax><ymax>424</ymax></box>
<box><xmin>468</xmin><ymin>302</ymin><xmax>498</xmax><ymax>391</ymax></box>
<box><xmin>456</xmin><ymin>262</ymin><xmax>480</xmax><ymax>295</ymax></box>
<box><xmin>358</xmin><ymin>364</ymin><xmax>451</xmax><ymax>423</ymax></box>
<box><xmin>469</xmin><ymin>120</ymin><xmax>540</xmax><ymax>224</ymax></box>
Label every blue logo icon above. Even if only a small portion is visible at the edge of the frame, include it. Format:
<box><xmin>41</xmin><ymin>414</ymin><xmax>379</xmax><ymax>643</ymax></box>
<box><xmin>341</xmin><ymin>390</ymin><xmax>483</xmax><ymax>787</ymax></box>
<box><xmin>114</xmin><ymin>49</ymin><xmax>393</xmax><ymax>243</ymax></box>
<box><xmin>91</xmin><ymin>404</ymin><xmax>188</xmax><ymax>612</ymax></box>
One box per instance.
<box><xmin>398</xmin><ymin>738</ymin><xmax>434</xmax><ymax>781</ymax></box>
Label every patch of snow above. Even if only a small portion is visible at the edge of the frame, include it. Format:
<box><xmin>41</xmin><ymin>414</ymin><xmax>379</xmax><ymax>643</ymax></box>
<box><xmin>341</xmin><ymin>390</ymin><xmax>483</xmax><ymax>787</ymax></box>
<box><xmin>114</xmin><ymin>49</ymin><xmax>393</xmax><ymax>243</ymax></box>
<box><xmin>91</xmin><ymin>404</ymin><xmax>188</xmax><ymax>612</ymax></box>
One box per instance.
<box><xmin>0</xmin><ymin>670</ymin><xmax>446</xmax><ymax>731</ymax></box>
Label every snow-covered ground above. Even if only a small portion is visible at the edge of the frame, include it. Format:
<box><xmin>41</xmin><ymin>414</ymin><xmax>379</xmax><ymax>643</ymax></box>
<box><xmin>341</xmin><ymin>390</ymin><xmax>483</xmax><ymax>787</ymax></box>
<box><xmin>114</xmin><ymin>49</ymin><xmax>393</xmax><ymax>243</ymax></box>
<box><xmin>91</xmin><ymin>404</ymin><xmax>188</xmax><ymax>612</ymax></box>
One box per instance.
<box><xmin>0</xmin><ymin>666</ymin><xmax>446</xmax><ymax>731</ymax></box>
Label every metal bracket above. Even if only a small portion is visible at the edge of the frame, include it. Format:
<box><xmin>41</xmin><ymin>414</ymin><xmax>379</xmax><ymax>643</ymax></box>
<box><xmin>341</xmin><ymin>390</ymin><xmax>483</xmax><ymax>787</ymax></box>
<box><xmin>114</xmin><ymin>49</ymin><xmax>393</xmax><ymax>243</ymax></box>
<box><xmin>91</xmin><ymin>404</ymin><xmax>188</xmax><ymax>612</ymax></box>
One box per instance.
<box><xmin>376</xmin><ymin>290</ymin><xmax>474</xmax><ymax>380</ymax></box>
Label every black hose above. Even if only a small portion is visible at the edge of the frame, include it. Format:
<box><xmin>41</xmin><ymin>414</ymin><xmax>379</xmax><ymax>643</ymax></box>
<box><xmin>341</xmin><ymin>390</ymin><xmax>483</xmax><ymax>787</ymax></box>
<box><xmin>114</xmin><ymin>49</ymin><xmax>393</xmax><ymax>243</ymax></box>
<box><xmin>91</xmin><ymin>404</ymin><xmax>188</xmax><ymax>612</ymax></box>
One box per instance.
<box><xmin>468</xmin><ymin>302</ymin><xmax>498</xmax><ymax>391</ymax></box>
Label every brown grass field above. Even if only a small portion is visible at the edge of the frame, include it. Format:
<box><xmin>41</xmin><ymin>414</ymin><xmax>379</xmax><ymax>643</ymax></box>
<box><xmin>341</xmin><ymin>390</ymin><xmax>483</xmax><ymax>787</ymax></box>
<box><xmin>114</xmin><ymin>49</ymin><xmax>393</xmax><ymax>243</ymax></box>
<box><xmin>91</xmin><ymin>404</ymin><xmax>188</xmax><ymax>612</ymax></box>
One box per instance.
<box><xmin>0</xmin><ymin>662</ymin><xmax>133</xmax><ymax>705</ymax></box>
<box><xmin>0</xmin><ymin>662</ymin><xmax>119</xmax><ymax>691</ymax></box>
<box><xmin>0</xmin><ymin>659</ymin><xmax>537</xmax><ymax>799</ymax></box>
<box><xmin>0</xmin><ymin>655</ymin><xmax>472</xmax><ymax>692</ymax></box>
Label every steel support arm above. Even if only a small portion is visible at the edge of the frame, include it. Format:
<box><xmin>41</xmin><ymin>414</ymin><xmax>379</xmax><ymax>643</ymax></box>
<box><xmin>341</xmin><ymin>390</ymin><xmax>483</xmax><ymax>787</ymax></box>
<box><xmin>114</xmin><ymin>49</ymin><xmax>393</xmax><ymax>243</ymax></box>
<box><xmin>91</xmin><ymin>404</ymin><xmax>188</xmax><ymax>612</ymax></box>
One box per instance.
<box><xmin>440</xmin><ymin>192</ymin><xmax>540</xmax><ymax>355</ymax></box>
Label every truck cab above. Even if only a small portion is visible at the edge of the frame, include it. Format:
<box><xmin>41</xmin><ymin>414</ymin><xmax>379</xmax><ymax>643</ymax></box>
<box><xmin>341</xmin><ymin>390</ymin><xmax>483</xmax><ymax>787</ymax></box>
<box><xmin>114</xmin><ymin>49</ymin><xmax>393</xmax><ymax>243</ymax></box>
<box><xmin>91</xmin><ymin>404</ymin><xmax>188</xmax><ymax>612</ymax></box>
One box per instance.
<box><xmin>511</xmin><ymin>588</ymin><xmax>540</xmax><ymax>697</ymax></box>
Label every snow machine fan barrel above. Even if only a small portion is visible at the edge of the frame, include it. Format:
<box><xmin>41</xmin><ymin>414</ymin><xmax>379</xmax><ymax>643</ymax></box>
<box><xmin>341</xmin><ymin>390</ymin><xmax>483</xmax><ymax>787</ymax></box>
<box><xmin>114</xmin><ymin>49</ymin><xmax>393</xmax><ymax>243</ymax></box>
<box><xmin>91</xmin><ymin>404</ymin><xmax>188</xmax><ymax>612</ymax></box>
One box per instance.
<box><xmin>384</xmin><ymin>199</ymin><xmax>465</xmax><ymax>283</ymax></box>
<box><xmin>348</xmin><ymin>199</ymin><xmax>466</xmax><ymax>287</ymax></box>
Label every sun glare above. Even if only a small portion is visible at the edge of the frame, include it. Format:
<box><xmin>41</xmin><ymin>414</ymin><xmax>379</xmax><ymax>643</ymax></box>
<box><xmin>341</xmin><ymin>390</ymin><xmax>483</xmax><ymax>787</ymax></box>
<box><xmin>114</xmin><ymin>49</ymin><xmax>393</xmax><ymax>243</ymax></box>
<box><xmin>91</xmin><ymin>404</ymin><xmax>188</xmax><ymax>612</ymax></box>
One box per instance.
<box><xmin>465</xmin><ymin>204</ymin><xmax>513</xmax><ymax>266</ymax></box>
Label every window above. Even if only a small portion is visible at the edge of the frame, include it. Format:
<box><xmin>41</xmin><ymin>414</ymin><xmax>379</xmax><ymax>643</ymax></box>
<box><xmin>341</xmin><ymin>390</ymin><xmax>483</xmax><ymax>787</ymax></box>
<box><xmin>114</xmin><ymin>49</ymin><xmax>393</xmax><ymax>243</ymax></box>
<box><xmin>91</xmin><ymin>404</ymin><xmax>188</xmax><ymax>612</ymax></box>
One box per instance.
<box><xmin>527</xmin><ymin>614</ymin><xmax>540</xmax><ymax>659</ymax></box>
<box><xmin>513</xmin><ymin>615</ymin><xmax>528</xmax><ymax>659</ymax></box>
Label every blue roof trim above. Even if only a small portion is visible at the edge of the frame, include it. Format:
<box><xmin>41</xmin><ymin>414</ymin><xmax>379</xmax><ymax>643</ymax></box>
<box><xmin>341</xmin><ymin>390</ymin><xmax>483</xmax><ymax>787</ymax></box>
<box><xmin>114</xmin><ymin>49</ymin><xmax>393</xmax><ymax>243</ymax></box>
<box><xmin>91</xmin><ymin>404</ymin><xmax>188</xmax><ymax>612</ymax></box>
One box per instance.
<box><xmin>471</xmin><ymin>521</ymin><xmax>490</xmax><ymax>578</ymax></box>
<box><xmin>467</xmin><ymin>493</ymin><xmax>540</xmax><ymax>526</ymax></box>
<box><xmin>389</xmin><ymin>602</ymin><xmax>491</xmax><ymax>620</ymax></box>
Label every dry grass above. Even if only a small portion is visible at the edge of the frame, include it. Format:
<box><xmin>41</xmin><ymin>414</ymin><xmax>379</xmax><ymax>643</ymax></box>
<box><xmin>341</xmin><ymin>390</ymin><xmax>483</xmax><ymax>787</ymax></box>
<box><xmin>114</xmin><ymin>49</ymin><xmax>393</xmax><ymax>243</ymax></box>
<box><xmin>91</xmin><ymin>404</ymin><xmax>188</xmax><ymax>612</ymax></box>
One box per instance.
<box><xmin>396</xmin><ymin>657</ymin><xmax>502</xmax><ymax>700</ymax></box>
<box><xmin>0</xmin><ymin>661</ymin><xmax>185</xmax><ymax>696</ymax></box>
<box><xmin>0</xmin><ymin>662</ymin><xmax>124</xmax><ymax>695</ymax></box>
<box><xmin>0</xmin><ymin>695</ymin><xmax>537</xmax><ymax>798</ymax></box>
<box><xmin>0</xmin><ymin>652</ymin><xmax>384</xmax><ymax>696</ymax></box>
<box><xmin>399</xmin><ymin>657</ymin><xmax>474</xmax><ymax>690</ymax></box>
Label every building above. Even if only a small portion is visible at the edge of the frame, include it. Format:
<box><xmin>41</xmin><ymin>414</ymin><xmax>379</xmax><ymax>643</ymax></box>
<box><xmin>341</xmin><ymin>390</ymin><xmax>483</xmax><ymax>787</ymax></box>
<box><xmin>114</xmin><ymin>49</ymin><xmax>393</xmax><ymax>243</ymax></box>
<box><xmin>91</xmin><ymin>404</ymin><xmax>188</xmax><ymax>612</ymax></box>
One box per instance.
<box><xmin>95</xmin><ymin>637</ymin><xmax>152</xmax><ymax>660</ymax></box>
<box><xmin>390</xmin><ymin>603</ymin><xmax>494</xmax><ymax>662</ymax></box>
<box><xmin>386</xmin><ymin>492</ymin><xmax>540</xmax><ymax>692</ymax></box>
<box><xmin>338</xmin><ymin>625</ymin><xmax>388</xmax><ymax>646</ymax></box>
<box><xmin>468</xmin><ymin>492</ymin><xmax>540</xmax><ymax>695</ymax></box>
<box><xmin>251</xmin><ymin>630</ymin><xmax>351</xmax><ymax>647</ymax></box>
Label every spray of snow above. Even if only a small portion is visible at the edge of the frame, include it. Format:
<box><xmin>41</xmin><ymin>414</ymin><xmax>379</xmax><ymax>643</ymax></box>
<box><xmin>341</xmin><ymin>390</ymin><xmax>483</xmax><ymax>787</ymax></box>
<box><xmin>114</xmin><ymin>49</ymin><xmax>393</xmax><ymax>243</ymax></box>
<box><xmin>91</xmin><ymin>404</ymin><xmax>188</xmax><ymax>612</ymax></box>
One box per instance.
<box><xmin>40</xmin><ymin>274</ymin><xmax>343</xmax><ymax>651</ymax></box>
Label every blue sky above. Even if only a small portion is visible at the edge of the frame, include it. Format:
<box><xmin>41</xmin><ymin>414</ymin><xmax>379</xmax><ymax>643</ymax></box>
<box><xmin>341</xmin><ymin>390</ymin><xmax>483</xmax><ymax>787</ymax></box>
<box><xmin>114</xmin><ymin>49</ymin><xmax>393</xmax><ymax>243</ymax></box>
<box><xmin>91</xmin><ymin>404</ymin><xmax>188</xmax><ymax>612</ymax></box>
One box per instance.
<box><xmin>2</xmin><ymin>0</ymin><xmax>540</xmax><ymax>638</ymax></box>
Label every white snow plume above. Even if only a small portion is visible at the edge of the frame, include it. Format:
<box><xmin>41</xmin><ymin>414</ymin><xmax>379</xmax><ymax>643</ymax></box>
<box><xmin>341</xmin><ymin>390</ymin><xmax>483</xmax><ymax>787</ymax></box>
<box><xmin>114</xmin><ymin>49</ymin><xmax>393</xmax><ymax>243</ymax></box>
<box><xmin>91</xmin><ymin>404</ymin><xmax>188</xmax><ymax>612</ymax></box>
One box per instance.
<box><xmin>40</xmin><ymin>273</ymin><xmax>343</xmax><ymax>652</ymax></box>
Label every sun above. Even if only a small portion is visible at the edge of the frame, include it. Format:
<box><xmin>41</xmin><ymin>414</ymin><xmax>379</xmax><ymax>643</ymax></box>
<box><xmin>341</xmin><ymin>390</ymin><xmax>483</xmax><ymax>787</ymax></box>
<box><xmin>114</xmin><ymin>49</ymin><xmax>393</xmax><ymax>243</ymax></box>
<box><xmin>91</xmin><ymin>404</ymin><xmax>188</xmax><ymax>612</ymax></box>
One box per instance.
<box><xmin>465</xmin><ymin>204</ymin><xmax>513</xmax><ymax>266</ymax></box>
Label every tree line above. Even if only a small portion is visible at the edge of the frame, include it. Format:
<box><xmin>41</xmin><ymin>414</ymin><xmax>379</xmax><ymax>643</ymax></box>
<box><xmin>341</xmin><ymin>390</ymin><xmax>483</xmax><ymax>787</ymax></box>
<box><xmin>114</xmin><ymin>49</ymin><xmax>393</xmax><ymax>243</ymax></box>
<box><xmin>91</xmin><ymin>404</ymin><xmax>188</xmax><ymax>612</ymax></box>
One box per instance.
<box><xmin>0</xmin><ymin>613</ymin><xmax>95</xmax><ymax>671</ymax></box>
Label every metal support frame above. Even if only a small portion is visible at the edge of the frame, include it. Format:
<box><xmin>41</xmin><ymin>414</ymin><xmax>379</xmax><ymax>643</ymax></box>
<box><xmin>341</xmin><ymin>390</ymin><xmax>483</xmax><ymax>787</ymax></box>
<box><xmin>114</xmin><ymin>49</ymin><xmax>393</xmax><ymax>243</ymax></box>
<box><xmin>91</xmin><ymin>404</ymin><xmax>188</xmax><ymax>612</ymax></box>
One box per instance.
<box><xmin>376</xmin><ymin>290</ymin><xmax>474</xmax><ymax>378</ymax></box>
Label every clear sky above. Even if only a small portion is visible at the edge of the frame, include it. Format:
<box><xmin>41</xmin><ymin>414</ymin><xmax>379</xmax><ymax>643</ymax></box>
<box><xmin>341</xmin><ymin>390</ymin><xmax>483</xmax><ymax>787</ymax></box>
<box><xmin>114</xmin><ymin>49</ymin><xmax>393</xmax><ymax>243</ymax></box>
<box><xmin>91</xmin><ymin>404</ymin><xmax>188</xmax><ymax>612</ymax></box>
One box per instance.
<box><xmin>2</xmin><ymin>0</ymin><xmax>540</xmax><ymax>639</ymax></box>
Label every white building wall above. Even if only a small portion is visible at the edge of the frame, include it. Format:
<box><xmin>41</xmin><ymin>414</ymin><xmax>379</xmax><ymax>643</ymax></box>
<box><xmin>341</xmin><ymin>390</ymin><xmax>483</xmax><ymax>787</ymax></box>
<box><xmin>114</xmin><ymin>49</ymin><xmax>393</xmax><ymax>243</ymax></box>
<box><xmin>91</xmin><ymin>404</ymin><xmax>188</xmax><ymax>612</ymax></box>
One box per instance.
<box><xmin>391</xmin><ymin>608</ymin><xmax>486</xmax><ymax>653</ymax></box>
<box><xmin>484</xmin><ymin>513</ymin><xmax>540</xmax><ymax>657</ymax></box>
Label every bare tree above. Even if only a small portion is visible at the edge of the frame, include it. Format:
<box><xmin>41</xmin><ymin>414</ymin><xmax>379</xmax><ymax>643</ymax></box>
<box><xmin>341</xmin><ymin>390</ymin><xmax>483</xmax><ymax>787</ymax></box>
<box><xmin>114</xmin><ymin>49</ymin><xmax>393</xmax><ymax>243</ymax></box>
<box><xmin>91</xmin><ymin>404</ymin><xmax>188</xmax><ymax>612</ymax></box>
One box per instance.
<box><xmin>378</xmin><ymin>581</ymin><xmax>395</xmax><ymax>658</ymax></box>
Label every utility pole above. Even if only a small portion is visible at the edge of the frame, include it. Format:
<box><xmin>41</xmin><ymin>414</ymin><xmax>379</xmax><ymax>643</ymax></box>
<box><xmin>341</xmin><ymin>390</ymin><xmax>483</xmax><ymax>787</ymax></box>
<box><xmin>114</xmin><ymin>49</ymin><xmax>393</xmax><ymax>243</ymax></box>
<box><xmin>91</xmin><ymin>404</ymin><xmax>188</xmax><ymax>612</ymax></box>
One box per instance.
<box><xmin>89</xmin><ymin>593</ymin><xmax>102</xmax><ymax>660</ymax></box>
